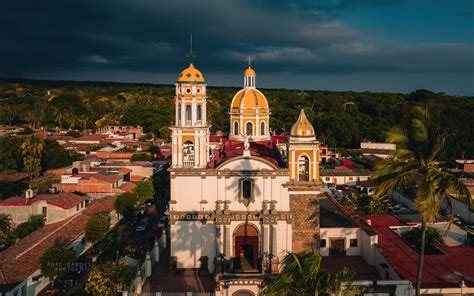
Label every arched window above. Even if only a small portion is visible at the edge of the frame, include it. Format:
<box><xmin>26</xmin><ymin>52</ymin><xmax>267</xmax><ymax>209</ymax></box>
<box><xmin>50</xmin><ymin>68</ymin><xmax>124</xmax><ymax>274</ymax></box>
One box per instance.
<box><xmin>260</xmin><ymin>122</ymin><xmax>265</xmax><ymax>135</ymax></box>
<box><xmin>234</xmin><ymin>121</ymin><xmax>239</xmax><ymax>136</ymax></box>
<box><xmin>183</xmin><ymin>140</ymin><xmax>194</xmax><ymax>167</ymax></box>
<box><xmin>298</xmin><ymin>155</ymin><xmax>310</xmax><ymax>181</ymax></box>
<box><xmin>246</xmin><ymin>122</ymin><xmax>253</xmax><ymax>136</ymax></box>
<box><xmin>185</xmin><ymin>105</ymin><xmax>192</xmax><ymax>124</ymax></box>
<box><xmin>197</xmin><ymin>105</ymin><xmax>202</xmax><ymax>121</ymax></box>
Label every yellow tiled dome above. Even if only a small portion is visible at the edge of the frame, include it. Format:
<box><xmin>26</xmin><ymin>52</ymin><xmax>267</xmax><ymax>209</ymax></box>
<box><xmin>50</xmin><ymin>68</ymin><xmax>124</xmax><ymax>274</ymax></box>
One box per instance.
<box><xmin>291</xmin><ymin>109</ymin><xmax>315</xmax><ymax>137</ymax></box>
<box><xmin>177</xmin><ymin>63</ymin><xmax>205</xmax><ymax>83</ymax></box>
<box><xmin>230</xmin><ymin>88</ymin><xmax>269</xmax><ymax>114</ymax></box>
<box><xmin>244</xmin><ymin>66</ymin><xmax>256</xmax><ymax>76</ymax></box>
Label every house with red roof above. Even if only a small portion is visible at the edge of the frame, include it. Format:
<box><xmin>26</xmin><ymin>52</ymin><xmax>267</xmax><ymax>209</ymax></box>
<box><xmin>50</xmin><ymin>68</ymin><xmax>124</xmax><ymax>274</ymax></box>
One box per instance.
<box><xmin>0</xmin><ymin>190</ymin><xmax>86</xmax><ymax>225</ymax></box>
<box><xmin>0</xmin><ymin>195</ymin><xmax>117</xmax><ymax>296</ymax></box>
<box><xmin>52</xmin><ymin>172</ymin><xmax>136</xmax><ymax>198</ymax></box>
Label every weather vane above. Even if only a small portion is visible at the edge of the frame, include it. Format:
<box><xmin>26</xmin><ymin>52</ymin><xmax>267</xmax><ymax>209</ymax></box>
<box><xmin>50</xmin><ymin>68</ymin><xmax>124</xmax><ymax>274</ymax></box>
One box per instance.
<box><xmin>187</xmin><ymin>33</ymin><xmax>195</xmax><ymax>64</ymax></box>
<box><xmin>247</xmin><ymin>55</ymin><xmax>252</xmax><ymax>67</ymax></box>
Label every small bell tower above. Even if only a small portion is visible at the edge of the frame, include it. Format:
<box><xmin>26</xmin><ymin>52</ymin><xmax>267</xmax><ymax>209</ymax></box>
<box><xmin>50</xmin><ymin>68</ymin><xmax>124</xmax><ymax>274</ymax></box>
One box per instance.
<box><xmin>288</xmin><ymin>109</ymin><xmax>320</xmax><ymax>182</ymax></box>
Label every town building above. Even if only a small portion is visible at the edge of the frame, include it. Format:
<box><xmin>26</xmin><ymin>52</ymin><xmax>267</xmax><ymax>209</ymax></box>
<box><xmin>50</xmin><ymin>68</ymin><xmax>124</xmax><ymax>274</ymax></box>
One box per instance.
<box><xmin>0</xmin><ymin>195</ymin><xmax>117</xmax><ymax>296</ymax></box>
<box><xmin>52</xmin><ymin>171</ymin><xmax>136</xmax><ymax>198</ymax></box>
<box><xmin>0</xmin><ymin>190</ymin><xmax>86</xmax><ymax>225</ymax></box>
<box><xmin>168</xmin><ymin>62</ymin><xmax>322</xmax><ymax>295</ymax></box>
<box><xmin>320</xmin><ymin>168</ymin><xmax>371</xmax><ymax>185</ymax></box>
<box><xmin>361</xmin><ymin>142</ymin><xmax>396</xmax><ymax>159</ymax></box>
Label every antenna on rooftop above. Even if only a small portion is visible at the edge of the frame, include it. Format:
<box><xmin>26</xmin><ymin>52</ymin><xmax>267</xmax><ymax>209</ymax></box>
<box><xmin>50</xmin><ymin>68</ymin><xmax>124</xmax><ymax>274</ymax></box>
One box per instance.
<box><xmin>187</xmin><ymin>33</ymin><xmax>195</xmax><ymax>64</ymax></box>
<box><xmin>247</xmin><ymin>55</ymin><xmax>252</xmax><ymax>67</ymax></box>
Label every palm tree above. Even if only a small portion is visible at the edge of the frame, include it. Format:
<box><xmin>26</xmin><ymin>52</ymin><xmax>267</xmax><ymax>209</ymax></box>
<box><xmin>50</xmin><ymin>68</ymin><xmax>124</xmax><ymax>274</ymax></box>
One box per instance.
<box><xmin>372</xmin><ymin>106</ymin><xmax>471</xmax><ymax>296</ymax></box>
<box><xmin>261</xmin><ymin>252</ymin><xmax>357</xmax><ymax>296</ymax></box>
<box><xmin>54</xmin><ymin>109</ymin><xmax>65</xmax><ymax>129</ymax></box>
<box><xmin>21</xmin><ymin>134</ymin><xmax>44</xmax><ymax>179</ymax></box>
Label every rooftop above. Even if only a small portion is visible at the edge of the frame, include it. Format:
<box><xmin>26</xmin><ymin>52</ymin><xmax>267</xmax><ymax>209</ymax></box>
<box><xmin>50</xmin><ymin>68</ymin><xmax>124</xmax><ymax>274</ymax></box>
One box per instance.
<box><xmin>0</xmin><ymin>195</ymin><xmax>116</xmax><ymax>291</ymax></box>
<box><xmin>0</xmin><ymin>192</ymin><xmax>85</xmax><ymax>209</ymax></box>
<box><xmin>0</xmin><ymin>170</ymin><xmax>29</xmax><ymax>183</ymax></box>
<box><xmin>320</xmin><ymin>195</ymin><xmax>357</xmax><ymax>228</ymax></box>
<box><xmin>320</xmin><ymin>168</ymin><xmax>371</xmax><ymax>176</ymax></box>
<box><xmin>321</xmin><ymin>256</ymin><xmax>380</xmax><ymax>280</ymax></box>
<box><xmin>207</xmin><ymin>138</ymin><xmax>284</xmax><ymax>169</ymax></box>
<box><xmin>366</xmin><ymin>214</ymin><xmax>474</xmax><ymax>288</ymax></box>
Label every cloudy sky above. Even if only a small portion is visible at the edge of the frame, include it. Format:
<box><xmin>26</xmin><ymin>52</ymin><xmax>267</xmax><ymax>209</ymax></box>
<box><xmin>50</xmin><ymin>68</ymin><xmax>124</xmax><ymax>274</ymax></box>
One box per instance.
<box><xmin>1</xmin><ymin>0</ymin><xmax>473</xmax><ymax>94</ymax></box>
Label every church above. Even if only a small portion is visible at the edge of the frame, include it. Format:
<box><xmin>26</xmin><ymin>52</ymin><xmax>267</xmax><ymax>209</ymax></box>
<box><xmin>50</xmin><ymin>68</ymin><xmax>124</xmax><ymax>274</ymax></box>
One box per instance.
<box><xmin>168</xmin><ymin>60</ymin><xmax>323</xmax><ymax>294</ymax></box>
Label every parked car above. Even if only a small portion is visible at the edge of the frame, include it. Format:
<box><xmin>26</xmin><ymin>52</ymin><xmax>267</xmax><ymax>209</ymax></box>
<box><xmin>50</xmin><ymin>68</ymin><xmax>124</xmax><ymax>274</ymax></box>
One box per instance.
<box><xmin>465</xmin><ymin>225</ymin><xmax>474</xmax><ymax>235</ymax></box>
<box><xmin>136</xmin><ymin>217</ymin><xmax>151</xmax><ymax>232</ymax></box>
<box><xmin>392</xmin><ymin>205</ymin><xmax>409</xmax><ymax>213</ymax></box>
<box><xmin>93</xmin><ymin>240</ymin><xmax>110</xmax><ymax>254</ymax></box>
<box><xmin>104</xmin><ymin>230</ymin><xmax>118</xmax><ymax>243</ymax></box>
<box><xmin>341</xmin><ymin>184</ymin><xmax>350</xmax><ymax>191</ymax></box>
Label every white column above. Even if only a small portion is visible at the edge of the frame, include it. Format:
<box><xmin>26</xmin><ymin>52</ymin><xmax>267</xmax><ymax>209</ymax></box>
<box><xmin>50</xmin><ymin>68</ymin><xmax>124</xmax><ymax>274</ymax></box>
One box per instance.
<box><xmin>177</xmin><ymin>137</ymin><xmax>183</xmax><ymax>166</ymax></box>
<box><xmin>224</xmin><ymin>225</ymin><xmax>230</xmax><ymax>258</ymax></box>
<box><xmin>192</xmin><ymin>99</ymin><xmax>197</xmax><ymax>126</ymax></box>
<box><xmin>291</xmin><ymin>150</ymin><xmax>296</xmax><ymax>180</ymax></box>
<box><xmin>172</xmin><ymin>136</ymin><xmax>177</xmax><ymax>166</ymax></box>
<box><xmin>263</xmin><ymin>225</ymin><xmax>269</xmax><ymax>253</ymax></box>
<box><xmin>202</xmin><ymin>101</ymin><xmax>207</xmax><ymax>126</ymax></box>
<box><xmin>194</xmin><ymin>135</ymin><xmax>199</xmax><ymax>167</ymax></box>
<box><xmin>180</xmin><ymin>101</ymin><xmax>186</xmax><ymax>127</ymax></box>
<box><xmin>175</xmin><ymin>101</ymin><xmax>179</xmax><ymax>126</ymax></box>
<box><xmin>312</xmin><ymin>149</ymin><xmax>317</xmax><ymax>181</ymax></box>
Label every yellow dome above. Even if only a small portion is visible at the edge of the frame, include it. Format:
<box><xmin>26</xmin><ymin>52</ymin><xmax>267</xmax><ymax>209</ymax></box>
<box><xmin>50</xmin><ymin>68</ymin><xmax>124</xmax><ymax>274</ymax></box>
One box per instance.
<box><xmin>291</xmin><ymin>109</ymin><xmax>315</xmax><ymax>137</ymax></box>
<box><xmin>177</xmin><ymin>64</ymin><xmax>205</xmax><ymax>83</ymax></box>
<box><xmin>244</xmin><ymin>66</ymin><xmax>256</xmax><ymax>76</ymax></box>
<box><xmin>230</xmin><ymin>88</ymin><xmax>269</xmax><ymax>114</ymax></box>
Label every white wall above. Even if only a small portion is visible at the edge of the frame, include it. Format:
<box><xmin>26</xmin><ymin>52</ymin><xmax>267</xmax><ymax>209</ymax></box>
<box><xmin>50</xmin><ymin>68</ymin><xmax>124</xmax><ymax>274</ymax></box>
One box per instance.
<box><xmin>319</xmin><ymin>228</ymin><xmax>361</xmax><ymax>256</ymax></box>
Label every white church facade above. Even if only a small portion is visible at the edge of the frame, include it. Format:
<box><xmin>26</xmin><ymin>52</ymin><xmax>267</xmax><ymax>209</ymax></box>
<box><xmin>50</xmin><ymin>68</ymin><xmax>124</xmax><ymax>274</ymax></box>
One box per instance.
<box><xmin>168</xmin><ymin>61</ymin><xmax>323</xmax><ymax>294</ymax></box>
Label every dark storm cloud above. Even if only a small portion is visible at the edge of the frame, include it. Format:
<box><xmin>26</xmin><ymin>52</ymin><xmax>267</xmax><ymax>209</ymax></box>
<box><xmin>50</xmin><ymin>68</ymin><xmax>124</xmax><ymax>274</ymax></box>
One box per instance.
<box><xmin>0</xmin><ymin>0</ymin><xmax>473</xmax><ymax>94</ymax></box>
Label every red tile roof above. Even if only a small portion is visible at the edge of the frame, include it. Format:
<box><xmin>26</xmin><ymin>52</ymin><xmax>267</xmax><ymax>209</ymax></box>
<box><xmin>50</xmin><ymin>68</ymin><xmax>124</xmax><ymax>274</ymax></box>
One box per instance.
<box><xmin>91</xmin><ymin>174</ymin><xmax>122</xmax><ymax>183</ymax></box>
<box><xmin>0</xmin><ymin>171</ymin><xmax>29</xmax><ymax>183</ymax></box>
<box><xmin>0</xmin><ymin>193</ymin><xmax>85</xmax><ymax>209</ymax></box>
<box><xmin>119</xmin><ymin>168</ymin><xmax>133</xmax><ymax>174</ymax></box>
<box><xmin>0</xmin><ymin>195</ymin><xmax>116</xmax><ymax>290</ymax></box>
<box><xmin>119</xmin><ymin>182</ymin><xmax>137</xmax><ymax>192</ymax></box>
<box><xmin>366</xmin><ymin>215</ymin><xmax>474</xmax><ymax>288</ymax></box>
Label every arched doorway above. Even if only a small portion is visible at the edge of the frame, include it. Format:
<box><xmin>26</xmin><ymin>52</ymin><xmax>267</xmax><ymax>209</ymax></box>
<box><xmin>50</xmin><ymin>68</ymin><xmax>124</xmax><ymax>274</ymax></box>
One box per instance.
<box><xmin>233</xmin><ymin>223</ymin><xmax>259</xmax><ymax>272</ymax></box>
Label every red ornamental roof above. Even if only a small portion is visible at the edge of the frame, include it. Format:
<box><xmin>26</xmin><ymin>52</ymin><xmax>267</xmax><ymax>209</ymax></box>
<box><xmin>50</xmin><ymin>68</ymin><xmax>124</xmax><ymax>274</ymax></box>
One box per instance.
<box><xmin>366</xmin><ymin>215</ymin><xmax>474</xmax><ymax>288</ymax></box>
<box><xmin>207</xmin><ymin>138</ymin><xmax>284</xmax><ymax>169</ymax></box>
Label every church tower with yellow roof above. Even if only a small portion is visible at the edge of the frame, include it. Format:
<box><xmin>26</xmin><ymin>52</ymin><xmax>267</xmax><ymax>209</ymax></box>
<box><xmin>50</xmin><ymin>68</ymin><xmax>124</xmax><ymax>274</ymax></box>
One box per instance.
<box><xmin>170</xmin><ymin>62</ymin><xmax>209</xmax><ymax>168</ymax></box>
<box><xmin>288</xmin><ymin>109</ymin><xmax>320</xmax><ymax>181</ymax></box>
<box><xmin>229</xmin><ymin>60</ymin><xmax>271</xmax><ymax>142</ymax></box>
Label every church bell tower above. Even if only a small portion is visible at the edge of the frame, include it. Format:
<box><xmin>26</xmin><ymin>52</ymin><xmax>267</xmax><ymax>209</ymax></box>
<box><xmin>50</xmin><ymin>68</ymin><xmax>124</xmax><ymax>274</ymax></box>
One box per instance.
<box><xmin>170</xmin><ymin>41</ymin><xmax>209</xmax><ymax>168</ymax></box>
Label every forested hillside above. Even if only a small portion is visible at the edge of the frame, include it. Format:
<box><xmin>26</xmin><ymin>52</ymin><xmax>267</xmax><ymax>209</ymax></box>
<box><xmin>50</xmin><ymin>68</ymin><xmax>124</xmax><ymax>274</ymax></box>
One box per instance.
<box><xmin>0</xmin><ymin>78</ymin><xmax>472</xmax><ymax>159</ymax></box>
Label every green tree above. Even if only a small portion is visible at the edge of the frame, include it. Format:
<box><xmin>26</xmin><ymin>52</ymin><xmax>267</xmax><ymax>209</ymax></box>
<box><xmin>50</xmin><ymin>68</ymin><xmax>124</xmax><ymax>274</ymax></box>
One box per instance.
<box><xmin>158</xmin><ymin>126</ymin><xmax>171</xmax><ymax>140</ymax></box>
<box><xmin>0</xmin><ymin>136</ymin><xmax>23</xmax><ymax>172</ymax></box>
<box><xmin>130</xmin><ymin>153</ymin><xmax>151</xmax><ymax>162</ymax></box>
<box><xmin>372</xmin><ymin>106</ymin><xmax>472</xmax><ymax>296</ymax></box>
<box><xmin>39</xmin><ymin>239</ymin><xmax>76</xmax><ymax>288</ymax></box>
<box><xmin>261</xmin><ymin>252</ymin><xmax>357</xmax><ymax>296</ymax></box>
<box><xmin>85</xmin><ymin>214</ymin><xmax>110</xmax><ymax>244</ymax></box>
<box><xmin>0</xmin><ymin>214</ymin><xmax>15</xmax><ymax>248</ymax></box>
<box><xmin>114</xmin><ymin>192</ymin><xmax>138</xmax><ymax>219</ymax></box>
<box><xmin>85</xmin><ymin>261</ymin><xmax>136</xmax><ymax>296</ymax></box>
<box><xmin>14</xmin><ymin>215</ymin><xmax>46</xmax><ymax>239</ymax></box>
<box><xmin>21</xmin><ymin>134</ymin><xmax>44</xmax><ymax>179</ymax></box>
<box><xmin>133</xmin><ymin>180</ymin><xmax>155</xmax><ymax>204</ymax></box>
<box><xmin>41</xmin><ymin>139</ymin><xmax>82</xmax><ymax>171</ymax></box>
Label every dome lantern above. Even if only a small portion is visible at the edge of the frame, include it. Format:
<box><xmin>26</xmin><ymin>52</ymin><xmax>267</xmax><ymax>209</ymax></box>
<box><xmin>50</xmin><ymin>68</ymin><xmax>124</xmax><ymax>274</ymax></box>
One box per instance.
<box><xmin>244</xmin><ymin>56</ymin><xmax>256</xmax><ymax>88</ymax></box>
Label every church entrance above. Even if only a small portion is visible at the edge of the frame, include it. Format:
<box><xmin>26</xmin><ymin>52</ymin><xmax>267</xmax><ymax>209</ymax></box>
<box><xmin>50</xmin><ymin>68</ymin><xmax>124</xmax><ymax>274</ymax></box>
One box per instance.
<box><xmin>233</xmin><ymin>223</ymin><xmax>259</xmax><ymax>272</ymax></box>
